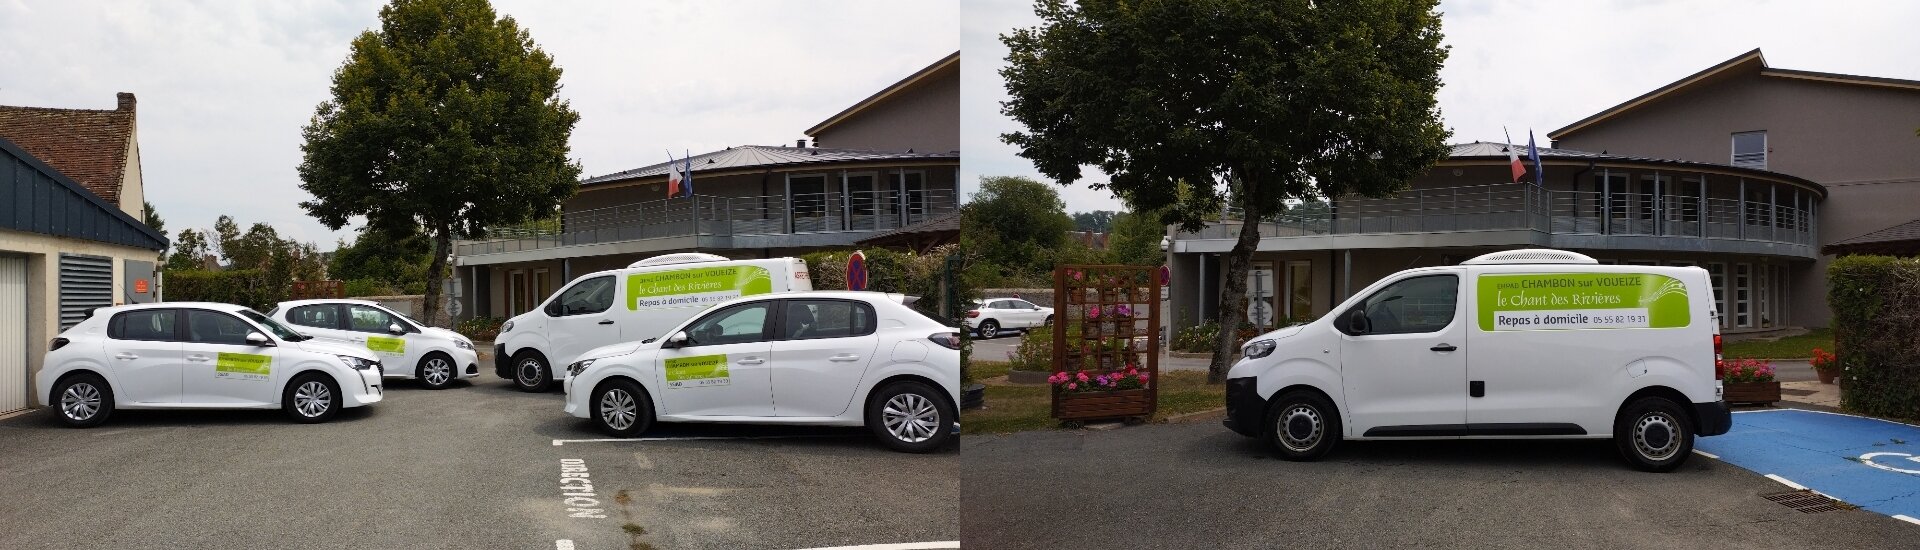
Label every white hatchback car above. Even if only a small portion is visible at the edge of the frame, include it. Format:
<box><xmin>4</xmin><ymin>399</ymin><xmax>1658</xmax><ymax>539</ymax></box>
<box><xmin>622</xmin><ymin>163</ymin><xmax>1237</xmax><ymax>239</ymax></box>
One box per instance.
<box><xmin>37</xmin><ymin>302</ymin><xmax>385</xmax><ymax>427</ymax></box>
<box><xmin>965</xmin><ymin>297</ymin><xmax>1054</xmax><ymax>338</ymax></box>
<box><xmin>561</xmin><ymin>291</ymin><xmax>962</xmax><ymax>452</ymax></box>
<box><xmin>269</xmin><ymin>299</ymin><xmax>480</xmax><ymax>389</ymax></box>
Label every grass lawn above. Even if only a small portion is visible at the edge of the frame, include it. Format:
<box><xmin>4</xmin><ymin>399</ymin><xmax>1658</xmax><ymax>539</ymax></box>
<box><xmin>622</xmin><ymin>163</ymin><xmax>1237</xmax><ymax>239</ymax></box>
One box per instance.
<box><xmin>1724</xmin><ymin>328</ymin><xmax>1833</xmax><ymax>359</ymax></box>
<box><xmin>962</xmin><ymin>361</ymin><xmax>1225</xmax><ymax>435</ymax></box>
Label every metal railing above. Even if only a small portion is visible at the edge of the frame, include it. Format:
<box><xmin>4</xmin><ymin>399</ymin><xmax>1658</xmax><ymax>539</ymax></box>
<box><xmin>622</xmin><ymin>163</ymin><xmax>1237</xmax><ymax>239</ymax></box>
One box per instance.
<box><xmin>1184</xmin><ymin>182</ymin><xmax>1816</xmax><ymax>247</ymax></box>
<box><xmin>456</xmin><ymin>189</ymin><xmax>958</xmax><ymax>256</ymax></box>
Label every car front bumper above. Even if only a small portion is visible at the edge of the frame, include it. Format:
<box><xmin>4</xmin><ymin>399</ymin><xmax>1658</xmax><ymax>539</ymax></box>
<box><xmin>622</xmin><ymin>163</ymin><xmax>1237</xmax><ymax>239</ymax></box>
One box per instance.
<box><xmin>452</xmin><ymin>347</ymin><xmax>481</xmax><ymax>379</ymax></box>
<box><xmin>1222</xmin><ymin>377</ymin><xmax>1265</xmax><ymax>437</ymax></box>
<box><xmin>345</xmin><ymin>370</ymin><xmax>384</xmax><ymax>407</ymax></box>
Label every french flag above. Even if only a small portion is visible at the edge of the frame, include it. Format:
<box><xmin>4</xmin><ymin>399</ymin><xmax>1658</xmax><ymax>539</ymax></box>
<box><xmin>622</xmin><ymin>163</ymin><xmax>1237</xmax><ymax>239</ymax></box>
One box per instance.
<box><xmin>1507</xmin><ymin>144</ymin><xmax>1524</xmax><ymax>183</ymax></box>
<box><xmin>666</xmin><ymin>150</ymin><xmax>692</xmax><ymax>198</ymax></box>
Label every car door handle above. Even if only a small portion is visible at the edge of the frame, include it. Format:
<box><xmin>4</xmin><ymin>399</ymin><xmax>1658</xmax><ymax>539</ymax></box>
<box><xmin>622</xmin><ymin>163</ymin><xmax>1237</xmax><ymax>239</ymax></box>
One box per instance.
<box><xmin>114</xmin><ymin>353</ymin><xmax>138</xmax><ymax>360</ymax></box>
<box><xmin>1430</xmin><ymin>343</ymin><xmax>1457</xmax><ymax>352</ymax></box>
<box><xmin>598</xmin><ymin>320</ymin><xmax>615</xmax><ymax>325</ymax></box>
<box><xmin>736</xmin><ymin>357</ymin><xmax>765</xmax><ymax>365</ymax></box>
<box><xmin>186</xmin><ymin>355</ymin><xmax>212</xmax><ymax>362</ymax></box>
<box><xmin>829</xmin><ymin>354</ymin><xmax>861</xmax><ymax>362</ymax></box>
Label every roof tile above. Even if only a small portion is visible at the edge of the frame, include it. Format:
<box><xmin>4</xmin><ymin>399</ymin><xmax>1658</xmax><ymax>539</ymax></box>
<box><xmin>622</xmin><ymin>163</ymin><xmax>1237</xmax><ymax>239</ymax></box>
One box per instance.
<box><xmin>0</xmin><ymin>95</ymin><xmax>135</xmax><ymax>205</ymax></box>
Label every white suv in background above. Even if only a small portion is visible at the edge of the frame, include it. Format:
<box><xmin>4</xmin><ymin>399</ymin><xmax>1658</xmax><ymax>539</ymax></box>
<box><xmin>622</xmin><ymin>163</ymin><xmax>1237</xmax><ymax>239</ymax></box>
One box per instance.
<box><xmin>965</xmin><ymin>298</ymin><xmax>1053</xmax><ymax>338</ymax></box>
<box><xmin>37</xmin><ymin>302</ymin><xmax>385</xmax><ymax>426</ymax></box>
<box><xmin>560</xmin><ymin>292</ymin><xmax>962</xmax><ymax>453</ymax></box>
<box><xmin>270</xmin><ymin>299</ymin><xmax>480</xmax><ymax>389</ymax></box>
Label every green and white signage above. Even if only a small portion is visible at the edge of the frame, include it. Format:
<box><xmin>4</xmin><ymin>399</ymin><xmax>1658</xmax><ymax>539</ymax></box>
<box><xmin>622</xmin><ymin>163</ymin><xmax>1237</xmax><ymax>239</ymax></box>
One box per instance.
<box><xmin>664</xmin><ymin>354</ymin><xmax>731</xmax><ymax>389</ymax></box>
<box><xmin>366</xmin><ymin>336</ymin><xmax>406</xmax><ymax>356</ymax></box>
<box><xmin>625</xmin><ymin>266</ymin><xmax>773</xmax><ymax>311</ymax></box>
<box><xmin>1477</xmin><ymin>273</ymin><xmax>1690</xmax><ymax>331</ymax></box>
<box><xmin>215</xmin><ymin>352</ymin><xmax>272</xmax><ymax>380</ymax></box>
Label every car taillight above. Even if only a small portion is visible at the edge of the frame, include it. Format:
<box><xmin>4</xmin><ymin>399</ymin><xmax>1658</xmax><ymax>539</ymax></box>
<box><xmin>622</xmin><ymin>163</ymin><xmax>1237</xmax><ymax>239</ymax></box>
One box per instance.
<box><xmin>928</xmin><ymin>332</ymin><xmax>963</xmax><ymax>350</ymax></box>
<box><xmin>1713</xmin><ymin>334</ymin><xmax>1724</xmax><ymax>380</ymax></box>
<box><xmin>966</xmin><ymin>310</ymin><xmax>980</xmax><ymax>318</ymax></box>
<box><xmin>49</xmin><ymin>338</ymin><xmax>69</xmax><ymax>352</ymax></box>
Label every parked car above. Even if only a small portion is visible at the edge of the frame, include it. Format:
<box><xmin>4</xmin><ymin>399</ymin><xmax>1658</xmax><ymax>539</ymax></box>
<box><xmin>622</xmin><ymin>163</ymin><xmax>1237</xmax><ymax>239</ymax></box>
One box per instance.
<box><xmin>560</xmin><ymin>291</ymin><xmax>962</xmax><ymax>452</ymax></box>
<box><xmin>1221</xmin><ymin>248</ymin><xmax>1732</xmax><ymax>472</ymax></box>
<box><xmin>497</xmin><ymin>253</ymin><xmax>812</xmax><ymax>392</ymax></box>
<box><xmin>268</xmin><ymin>299</ymin><xmax>480</xmax><ymax>389</ymax></box>
<box><xmin>37</xmin><ymin>302</ymin><xmax>385</xmax><ymax>427</ymax></box>
<box><xmin>965</xmin><ymin>297</ymin><xmax>1053</xmax><ymax>338</ymax></box>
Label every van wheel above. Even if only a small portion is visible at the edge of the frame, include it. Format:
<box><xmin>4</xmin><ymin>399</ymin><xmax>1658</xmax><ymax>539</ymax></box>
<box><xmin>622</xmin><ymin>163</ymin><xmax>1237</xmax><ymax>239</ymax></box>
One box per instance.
<box><xmin>1264</xmin><ymin>390</ymin><xmax>1340</xmax><ymax>461</ymax></box>
<box><xmin>512</xmin><ymin>351</ymin><xmax>551</xmax><ymax>392</ymax></box>
<box><xmin>284</xmin><ymin>373</ymin><xmax>341</xmax><ymax>424</ymax></box>
<box><xmin>52</xmin><ymin>373</ymin><xmax>113</xmax><ymax>428</ymax></box>
<box><xmin>867</xmin><ymin>381</ymin><xmax>955</xmax><ymax>453</ymax></box>
<box><xmin>417</xmin><ymin>352</ymin><xmax>456</xmax><ymax>390</ymax></box>
<box><xmin>978</xmin><ymin>320</ymin><xmax>999</xmax><ymax>339</ymax></box>
<box><xmin>1615</xmin><ymin>396</ymin><xmax>1694</xmax><ymax>472</ymax></box>
<box><xmin>591</xmin><ymin>379</ymin><xmax>654</xmax><ymax>438</ymax></box>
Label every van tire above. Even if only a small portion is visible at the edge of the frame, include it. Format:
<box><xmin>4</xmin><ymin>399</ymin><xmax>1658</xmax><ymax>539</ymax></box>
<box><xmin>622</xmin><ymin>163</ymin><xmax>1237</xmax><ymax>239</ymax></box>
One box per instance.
<box><xmin>591</xmin><ymin>378</ymin><xmax>654</xmax><ymax>438</ymax></box>
<box><xmin>1264</xmin><ymin>390</ymin><xmax>1340</xmax><ymax>461</ymax></box>
<box><xmin>866</xmin><ymin>381</ymin><xmax>955</xmax><ymax>453</ymax></box>
<box><xmin>1615</xmin><ymin>396</ymin><xmax>1694</xmax><ymax>472</ymax></box>
<box><xmin>51</xmin><ymin>373</ymin><xmax>114</xmax><ymax>428</ymax></box>
<box><xmin>512</xmin><ymin>351</ymin><xmax>552</xmax><ymax>392</ymax></box>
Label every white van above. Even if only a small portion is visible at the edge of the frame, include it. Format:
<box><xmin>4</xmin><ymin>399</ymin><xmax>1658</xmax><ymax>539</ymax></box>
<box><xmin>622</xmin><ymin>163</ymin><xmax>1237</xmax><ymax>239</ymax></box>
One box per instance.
<box><xmin>1222</xmin><ymin>249</ymin><xmax>1731</xmax><ymax>472</ymax></box>
<box><xmin>495</xmin><ymin>253</ymin><xmax>811</xmax><ymax>391</ymax></box>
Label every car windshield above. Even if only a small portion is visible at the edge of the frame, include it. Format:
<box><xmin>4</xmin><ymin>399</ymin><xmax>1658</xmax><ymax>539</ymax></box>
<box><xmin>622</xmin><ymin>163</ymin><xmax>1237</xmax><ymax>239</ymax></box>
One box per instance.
<box><xmin>239</xmin><ymin>309</ymin><xmax>308</xmax><ymax>341</ymax></box>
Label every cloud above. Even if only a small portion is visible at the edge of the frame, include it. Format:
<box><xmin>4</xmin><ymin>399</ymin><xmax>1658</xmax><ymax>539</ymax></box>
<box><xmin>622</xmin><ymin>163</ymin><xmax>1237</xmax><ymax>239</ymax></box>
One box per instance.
<box><xmin>0</xmin><ymin>0</ymin><xmax>958</xmax><ymax>249</ymax></box>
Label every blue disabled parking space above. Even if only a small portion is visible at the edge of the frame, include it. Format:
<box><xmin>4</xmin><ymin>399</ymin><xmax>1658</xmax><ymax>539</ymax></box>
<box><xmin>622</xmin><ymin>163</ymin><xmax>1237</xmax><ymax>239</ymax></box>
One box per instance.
<box><xmin>1697</xmin><ymin>408</ymin><xmax>1920</xmax><ymax>520</ymax></box>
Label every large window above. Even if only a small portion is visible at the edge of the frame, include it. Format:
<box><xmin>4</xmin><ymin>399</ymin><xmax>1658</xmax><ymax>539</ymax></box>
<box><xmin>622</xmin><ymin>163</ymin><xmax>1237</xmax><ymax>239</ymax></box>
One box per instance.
<box><xmin>347</xmin><ymin>304</ymin><xmax>400</xmax><ymax>333</ymax></box>
<box><xmin>549</xmin><ymin>276</ymin><xmax>615</xmax><ymax>317</ymax></box>
<box><xmin>1735</xmin><ymin>263</ymin><xmax>1753</xmax><ymax>328</ymax></box>
<box><xmin>185</xmin><ymin>309</ymin><xmax>257</xmax><ymax>345</ymax></box>
<box><xmin>1353</xmin><ymin>274</ymin><xmax>1458</xmax><ymax>335</ymax></box>
<box><xmin>1285</xmin><ymin>261</ymin><xmax>1312</xmax><ymax>321</ymax></box>
<box><xmin>782</xmin><ymin>300</ymin><xmax>876</xmax><ymax>340</ymax></box>
<box><xmin>790</xmin><ymin>175</ymin><xmax>830</xmax><ymax>219</ymax></box>
<box><xmin>287</xmin><ymin>304</ymin><xmax>343</xmax><ymax>330</ymax></box>
<box><xmin>110</xmin><ymin>309</ymin><xmax>177</xmax><ymax>341</ymax></box>
<box><xmin>1732</xmin><ymin>131</ymin><xmax>1767</xmax><ymax>169</ymax></box>
<box><xmin>1707</xmin><ymin>262</ymin><xmax>1727</xmax><ymax>328</ymax></box>
<box><xmin>684</xmin><ymin>302</ymin><xmax>773</xmax><ymax>346</ymax></box>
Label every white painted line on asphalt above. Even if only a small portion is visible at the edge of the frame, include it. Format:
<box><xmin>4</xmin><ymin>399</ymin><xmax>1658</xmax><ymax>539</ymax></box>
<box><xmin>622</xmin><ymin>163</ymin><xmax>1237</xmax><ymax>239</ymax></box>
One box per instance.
<box><xmin>785</xmin><ymin>542</ymin><xmax>962</xmax><ymax>550</ymax></box>
<box><xmin>1893</xmin><ymin>515</ymin><xmax>1920</xmax><ymax>526</ymax></box>
<box><xmin>555</xmin><ymin>540</ymin><xmax>575</xmax><ymax>550</ymax></box>
<box><xmin>552</xmin><ymin>434</ymin><xmax>856</xmax><ymax>446</ymax></box>
<box><xmin>1693</xmin><ymin>449</ymin><xmax>1719</xmax><ymax>459</ymax></box>
<box><xmin>1765</xmin><ymin>474</ymin><xmax>1808</xmax><ymax>491</ymax></box>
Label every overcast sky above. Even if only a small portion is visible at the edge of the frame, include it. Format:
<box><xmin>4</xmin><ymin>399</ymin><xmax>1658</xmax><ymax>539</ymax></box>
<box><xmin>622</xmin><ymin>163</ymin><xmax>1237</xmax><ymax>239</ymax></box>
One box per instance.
<box><xmin>0</xmin><ymin>0</ymin><xmax>958</xmax><ymax>249</ymax></box>
<box><xmin>962</xmin><ymin>0</ymin><xmax>1920</xmax><ymax>214</ymax></box>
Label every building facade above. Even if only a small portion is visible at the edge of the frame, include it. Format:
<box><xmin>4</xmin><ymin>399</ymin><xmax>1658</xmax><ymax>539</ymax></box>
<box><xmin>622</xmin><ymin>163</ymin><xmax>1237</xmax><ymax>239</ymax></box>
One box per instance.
<box><xmin>453</xmin><ymin>53</ymin><xmax>961</xmax><ymax>320</ymax></box>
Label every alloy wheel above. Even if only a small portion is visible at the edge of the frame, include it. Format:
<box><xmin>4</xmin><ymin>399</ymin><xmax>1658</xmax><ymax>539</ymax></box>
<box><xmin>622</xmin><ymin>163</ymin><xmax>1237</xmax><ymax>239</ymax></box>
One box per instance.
<box><xmin>294</xmin><ymin>381</ymin><xmax>332</xmax><ymax>417</ymax></box>
<box><xmin>61</xmin><ymin>383</ymin><xmax>102</xmax><ymax>421</ymax></box>
<box><xmin>424</xmin><ymin>358</ymin><xmax>452</xmax><ymax>386</ymax></box>
<box><xmin>599</xmin><ymin>389</ymin><xmax>638</xmax><ymax>431</ymax></box>
<box><xmin>882</xmin><ymin>393</ymin><xmax>940</xmax><ymax>443</ymax></box>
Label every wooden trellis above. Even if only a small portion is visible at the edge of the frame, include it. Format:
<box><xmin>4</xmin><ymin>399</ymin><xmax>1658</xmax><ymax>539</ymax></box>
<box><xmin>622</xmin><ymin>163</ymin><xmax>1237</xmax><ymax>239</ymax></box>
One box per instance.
<box><xmin>1051</xmin><ymin>264</ymin><xmax>1161</xmax><ymax>421</ymax></box>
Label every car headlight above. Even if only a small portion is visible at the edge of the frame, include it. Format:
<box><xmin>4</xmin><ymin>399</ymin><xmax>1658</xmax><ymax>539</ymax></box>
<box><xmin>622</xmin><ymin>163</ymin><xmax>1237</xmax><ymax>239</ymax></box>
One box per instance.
<box><xmin>338</xmin><ymin>355</ymin><xmax>378</xmax><ymax>371</ymax></box>
<box><xmin>501</xmin><ymin>320</ymin><xmax>514</xmax><ymax>333</ymax></box>
<box><xmin>567</xmin><ymin>358</ymin><xmax>596</xmax><ymax>377</ymax></box>
<box><xmin>1243</xmin><ymin>339</ymin><xmax>1276</xmax><ymax>361</ymax></box>
<box><xmin>455</xmin><ymin>339</ymin><xmax>474</xmax><ymax>350</ymax></box>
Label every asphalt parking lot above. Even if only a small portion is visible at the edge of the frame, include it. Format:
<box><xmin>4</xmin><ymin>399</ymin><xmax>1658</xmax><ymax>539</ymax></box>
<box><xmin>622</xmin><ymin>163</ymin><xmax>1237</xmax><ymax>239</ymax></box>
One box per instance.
<box><xmin>0</xmin><ymin>371</ymin><xmax>957</xmax><ymax>550</ymax></box>
<box><xmin>963</xmin><ymin>417</ymin><xmax>1919</xmax><ymax>550</ymax></box>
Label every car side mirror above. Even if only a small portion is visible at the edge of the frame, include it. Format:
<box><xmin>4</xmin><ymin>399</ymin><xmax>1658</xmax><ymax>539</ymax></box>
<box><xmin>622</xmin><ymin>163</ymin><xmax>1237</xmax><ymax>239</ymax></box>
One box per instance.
<box><xmin>387</xmin><ymin>323</ymin><xmax>406</xmax><ymax>335</ymax></box>
<box><xmin>1345</xmin><ymin>309</ymin><xmax>1371</xmax><ymax>335</ymax></box>
<box><xmin>664</xmin><ymin>331</ymin><xmax>690</xmax><ymax>349</ymax></box>
<box><xmin>245</xmin><ymin>332</ymin><xmax>275</xmax><ymax>347</ymax></box>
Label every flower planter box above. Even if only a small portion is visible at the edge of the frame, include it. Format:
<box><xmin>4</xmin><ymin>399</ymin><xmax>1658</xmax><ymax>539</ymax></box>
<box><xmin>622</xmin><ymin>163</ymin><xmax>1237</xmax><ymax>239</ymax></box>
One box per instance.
<box><xmin>1724</xmin><ymin>381</ymin><xmax>1782</xmax><ymax>404</ymax></box>
<box><xmin>1054</xmin><ymin>388</ymin><xmax>1152</xmax><ymax>421</ymax></box>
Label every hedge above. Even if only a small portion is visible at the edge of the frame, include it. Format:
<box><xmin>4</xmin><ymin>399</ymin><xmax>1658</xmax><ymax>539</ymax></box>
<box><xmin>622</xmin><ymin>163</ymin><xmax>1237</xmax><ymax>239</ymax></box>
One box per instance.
<box><xmin>1829</xmin><ymin>255</ymin><xmax>1920</xmax><ymax>419</ymax></box>
<box><xmin>162</xmin><ymin>269</ymin><xmax>284</xmax><ymax>312</ymax></box>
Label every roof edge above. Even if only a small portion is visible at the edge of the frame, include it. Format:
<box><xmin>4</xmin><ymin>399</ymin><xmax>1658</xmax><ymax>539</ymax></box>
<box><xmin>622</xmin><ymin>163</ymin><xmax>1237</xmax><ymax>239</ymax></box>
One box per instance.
<box><xmin>1548</xmin><ymin>48</ymin><xmax>1766</xmax><ymax>140</ymax></box>
<box><xmin>0</xmin><ymin>135</ymin><xmax>167</xmax><ymax>249</ymax></box>
<box><xmin>1760</xmin><ymin>67</ymin><xmax>1920</xmax><ymax>92</ymax></box>
<box><xmin>805</xmin><ymin>51</ymin><xmax>960</xmax><ymax>137</ymax></box>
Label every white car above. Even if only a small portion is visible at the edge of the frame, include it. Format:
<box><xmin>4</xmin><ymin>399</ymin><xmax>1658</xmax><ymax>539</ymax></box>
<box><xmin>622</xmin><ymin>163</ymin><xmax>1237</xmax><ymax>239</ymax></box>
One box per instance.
<box><xmin>560</xmin><ymin>291</ymin><xmax>962</xmax><ymax>453</ymax></box>
<box><xmin>269</xmin><ymin>299</ymin><xmax>480</xmax><ymax>389</ymax></box>
<box><xmin>37</xmin><ymin>302</ymin><xmax>385</xmax><ymax>427</ymax></box>
<box><xmin>965</xmin><ymin>297</ymin><xmax>1053</xmax><ymax>338</ymax></box>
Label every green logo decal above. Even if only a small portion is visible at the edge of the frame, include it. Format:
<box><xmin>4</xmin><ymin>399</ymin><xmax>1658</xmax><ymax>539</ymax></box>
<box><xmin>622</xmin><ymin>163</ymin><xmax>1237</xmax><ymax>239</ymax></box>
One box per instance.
<box><xmin>366</xmin><ymin>336</ymin><xmax>406</xmax><ymax>356</ymax></box>
<box><xmin>215</xmin><ymin>352</ymin><xmax>272</xmax><ymax>380</ymax></box>
<box><xmin>664</xmin><ymin>354</ymin><xmax>731</xmax><ymax>389</ymax></box>
<box><xmin>1476</xmin><ymin>273</ymin><xmax>1690</xmax><ymax>331</ymax></box>
<box><xmin>625</xmin><ymin>265</ymin><xmax>774</xmax><ymax>311</ymax></box>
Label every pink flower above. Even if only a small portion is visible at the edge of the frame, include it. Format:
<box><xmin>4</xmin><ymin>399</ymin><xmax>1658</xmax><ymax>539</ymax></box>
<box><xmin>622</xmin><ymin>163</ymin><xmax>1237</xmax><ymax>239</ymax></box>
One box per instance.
<box><xmin>1087</xmin><ymin>308</ymin><xmax>1101</xmax><ymax>320</ymax></box>
<box><xmin>1076</xmin><ymin>371</ymin><xmax>1090</xmax><ymax>382</ymax></box>
<box><xmin>1066</xmin><ymin>382</ymin><xmax>1077</xmax><ymax>390</ymax></box>
<box><xmin>1137</xmin><ymin>373</ymin><xmax>1149</xmax><ymax>383</ymax></box>
<box><xmin>1071</xmin><ymin>270</ymin><xmax>1083</xmax><ymax>280</ymax></box>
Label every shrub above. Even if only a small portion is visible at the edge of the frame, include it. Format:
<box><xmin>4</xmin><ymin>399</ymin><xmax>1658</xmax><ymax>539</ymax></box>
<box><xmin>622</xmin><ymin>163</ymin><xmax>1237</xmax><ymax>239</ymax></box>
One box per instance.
<box><xmin>457</xmin><ymin>316</ymin><xmax>506</xmax><ymax>342</ymax></box>
<box><xmin>1722</xmin><ymin>359</ymin><xmax>1776</xmax><ymax>384</ymax></box>
<box><xmin>1829</xmin><ymin>255</ymin><xmax>1920</xmax><ymax>419</ymax></box>
<box><xmin>1172</xmin><ymin>322</ymin><xmax>1218</xmax><ymax>353</ymax></box>
<box><xmin>162</xmin><ymin>269</ymin><xmax>282</xmax><ymax>311</ymax></box>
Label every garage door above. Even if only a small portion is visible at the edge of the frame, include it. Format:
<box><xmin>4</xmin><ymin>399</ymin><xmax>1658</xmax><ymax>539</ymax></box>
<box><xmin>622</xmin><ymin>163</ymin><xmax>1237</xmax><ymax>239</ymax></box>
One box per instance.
<box><xmin>0</xmin><ymin>255</ymin><xmax>26</xmax><ymax>414</ymax></box>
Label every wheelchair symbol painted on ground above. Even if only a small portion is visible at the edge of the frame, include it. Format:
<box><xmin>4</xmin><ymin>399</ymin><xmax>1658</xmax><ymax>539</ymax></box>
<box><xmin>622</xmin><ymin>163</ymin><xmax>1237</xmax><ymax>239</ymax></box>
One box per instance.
<box><xmin>1859</xmin><ymin>452</ymin><xmax>1920</xmax><ymax>475</ymax></box>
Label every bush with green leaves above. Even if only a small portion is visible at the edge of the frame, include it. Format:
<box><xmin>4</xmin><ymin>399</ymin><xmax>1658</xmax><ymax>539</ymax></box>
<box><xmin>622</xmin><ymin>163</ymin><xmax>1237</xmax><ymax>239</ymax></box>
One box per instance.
<box><xmin>456</xmin><ymin>316</ymin><xmax>506</xmax><ymax>342</ymax></box>
<box><xmin>162</xmin><ymin>269</ymin><xmax>282</xmax><ymax>312</ymax></box>
<box><xmin>1830</xmin><ymin>255</ymin><xmax>1920</xmax><ymax>419</ymax></box>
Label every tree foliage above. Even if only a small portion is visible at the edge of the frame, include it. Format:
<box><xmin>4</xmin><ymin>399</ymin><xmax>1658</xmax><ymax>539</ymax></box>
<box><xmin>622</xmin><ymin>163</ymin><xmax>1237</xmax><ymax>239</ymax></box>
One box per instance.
<box><xmin>166</xmin><ymin>228</ymin><xmax>211</xmax><ymax>271</ymax></box>
<box><xmin>961</xmin><ymin>175</ymin><xmax>1077</xmax><ymax>285</ymax></box>
<box><xmin>1001</xmin><ymin>0</ymin><xmax>1452</xmax><ymax>381</ymax></box>
<box><xmin>1072</xmin><ymin>210</ymin><xmax>1118</xmax><ymax>232</ymax></box>
<box><xmin>299</xmin><ymin>0</ymin><xmax>581</xmax><ymax>326</ymax></box>
<box><xmin>330</xmin><ymin>225</ymin><xmax>433</xmax><ymax>294</ymax></box>
<box><xmin>1105</xmin><ymin>208</ymin><xmax>1167</xmax><ymax>266</ymax></box>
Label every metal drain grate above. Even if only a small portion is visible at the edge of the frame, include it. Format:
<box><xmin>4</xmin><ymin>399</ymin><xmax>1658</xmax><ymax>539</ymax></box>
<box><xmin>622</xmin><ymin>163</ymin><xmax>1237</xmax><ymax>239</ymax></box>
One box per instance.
<box><xmin>1762</xmin><ymin>490</ymin><xmax>1849</xmax><ymax>513</ymax></box>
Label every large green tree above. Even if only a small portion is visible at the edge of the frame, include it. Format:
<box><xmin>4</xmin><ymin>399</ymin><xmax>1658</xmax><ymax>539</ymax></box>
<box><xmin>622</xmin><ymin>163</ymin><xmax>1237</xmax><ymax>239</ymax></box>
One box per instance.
<box><xmin>1001</xmin><ymin>0</ymin><xmax>1452</xmax><ymax>381</ymax></box>
<box><xmin>166</xmin><ymin>228</ymin><xmax>211</xmax><ymax>271</ymax></box>
<box><xmin>330</xmin><ymin>225</ymin><xmax>433</xmax><ymax>291</ymax></box>
<box><xmin>1106</xmin><ymin>207</ymin><xmax>1168</xmax><ymax>267</ymax></box>
<box><xmin>299</xmin><ymin>0</ymin><xmax>581</xmax><ymax>326</ymax></box>
<box><xmin>961</xmin><ymin>175</ymin><xmax>1077</xmax><ymax>284</ymax></box>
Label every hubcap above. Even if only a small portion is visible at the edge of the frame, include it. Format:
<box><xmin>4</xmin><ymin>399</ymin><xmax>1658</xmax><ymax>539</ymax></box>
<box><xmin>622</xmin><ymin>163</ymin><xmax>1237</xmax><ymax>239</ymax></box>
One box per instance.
<box><xmin>1634</xmin><ymin>412</ymin><xmax>1680</xmax><ymax>461</ymax></box>
<box><xmin>424</xmin><ymin>358</ymin><xmax>451</xmax><ymax>385</ymax></box>
<box><xmin>61</xmin><ymin>383</ymin><xmax>101</xmax><ymax>421</ymax></box>
<box><xmin>1276</xmin><ymin>404</ymin><xmax>1323</xmax><ymax>452</ymax></box>
<box><xmin>517</xmin><ymin>358</ymin><xmax>543</xmax><ymax>386</ymax></box>
<box><xmin>599</xmin><ymin>389</ymin><xmax>638</xmax><ymax>431</ymax></box>
<box><xmin>882</xmin><ymin>393</ymin><xmax>939</xmax><ymax>443</ymax></box>
<box><xmin>294</xmin><ymin>381</ymin><xmax>332</xmax><ymax>417</ymax></box>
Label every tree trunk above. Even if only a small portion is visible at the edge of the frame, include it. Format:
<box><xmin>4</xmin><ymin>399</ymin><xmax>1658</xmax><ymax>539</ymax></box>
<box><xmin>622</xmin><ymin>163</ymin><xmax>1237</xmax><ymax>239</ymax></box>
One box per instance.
<box><xmin>1207</xmin><ymin>201</ymin><xmax>1263</xmax><ymax>384</ymax></box>
<box><xmin>421</xmin><ymin>226</ymin><xmax>452</xmax><ymax>327</ymax></box>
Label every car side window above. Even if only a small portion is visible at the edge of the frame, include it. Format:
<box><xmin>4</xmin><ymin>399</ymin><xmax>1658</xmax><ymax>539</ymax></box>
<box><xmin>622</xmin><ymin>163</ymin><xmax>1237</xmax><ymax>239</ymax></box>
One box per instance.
<box><xmin>184</xmin><ymin>309</ymin><xmax>258</xmax><ymax>345</ymax></box>
<box><xmin>783</xmin><ymin>300</ymin><xmax>875</xmax><ymax>340</ymax></box>
<box><xmin>110</xmin><ymin>309</ymin><xmax>178</xmax><ymax>341</ymax></box>
<box><xmin>1010</xmin><ymin>299</ymin><xmax>1035</xmax><ymax>309</ymax></box>
<box><xmin>552</xmin><ymin>276</ymin><xmax>616</xmax><ymax>316</ymax></box>
<box><xmin>346</xmin><ymin>305</ymin><xmax>396</xmax><ymax>333</ymax></box>
<box><xmin>683</xmin><ymin>302</ymin><xmax>772</xmax><ymax>347</ymax></box>
<box><xmin>288</xmin><ymin>304</ymin><xmax>342</xmax><ymax>330</ymax></box>
<box><xmin>989</xmin><ymin>300</ymin><xmax>1011</xmax><ymax>309</ymax></box>
<box><xmin>1353</xmin><ymin>274</ymin><xmax>1459</xmax><ymax>335</ymax></box>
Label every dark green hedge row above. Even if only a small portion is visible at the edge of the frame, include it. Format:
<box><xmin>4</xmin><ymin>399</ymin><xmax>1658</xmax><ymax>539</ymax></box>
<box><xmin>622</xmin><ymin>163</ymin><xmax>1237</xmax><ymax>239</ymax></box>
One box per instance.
<box><xmin>163</xmin><ymin>269</ymin><xmax>284</xmax><ymax>312</ymax></box>
<box><xmin>1829</xmin><ymin>255</ymin><xmax>1920</xmax><ymax>419</ymax></box>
